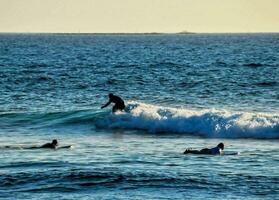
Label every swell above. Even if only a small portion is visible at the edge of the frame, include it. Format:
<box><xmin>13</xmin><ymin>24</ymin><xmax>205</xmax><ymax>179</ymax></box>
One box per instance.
<box><xmin>0</xmin><ymin>161</ymin><xmax>71</xmax><ymax>169</ymax></box>
<box><xmin>1</xmin><ymin>169</ymin><xmax>279</xmax><ymax>193</ymax></box>
<box><xmin>0</xmin><ymin>102</ymin><xmax>278</xmax><ymax>139</ymax></box>
<box><xmin>0</xmin><ymin>110</ymin><xmax>106</xmax><ymax>129</ymax></box>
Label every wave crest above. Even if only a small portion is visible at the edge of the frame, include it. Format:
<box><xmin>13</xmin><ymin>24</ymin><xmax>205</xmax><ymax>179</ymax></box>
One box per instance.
<box><xmin>1</xmin><ymin>102</ymin><xmax>278</xmax><ymax>139</ymax></box>
<box><xmin>96</xmin><ymin>102</ymin><xmax>279</xmax><ymax>139</ymax></box>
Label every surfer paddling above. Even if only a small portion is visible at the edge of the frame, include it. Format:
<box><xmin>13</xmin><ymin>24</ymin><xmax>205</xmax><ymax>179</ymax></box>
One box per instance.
<box><xmin>25</xmin><ymin>139</ymin><xmax>59</xmax><ymax>149</ymax></box>
<box><xmin>25</xmin><ymin>139</ymin><xmax>72</xmax><ymax>150</ymax></box>
<box><xmin>101</xmin><ymin>93</ymin><xmax>125</xmax><ymax>112</ymax></box>
<box><xmin>40</xmin><ymin>139</ymin><xmax>58</xmax><ymax>149</ymax></box>
<box><xmin>184</xmin><ymin>143</ymin><xmax>224</xmax><ymax>155</ymax></box>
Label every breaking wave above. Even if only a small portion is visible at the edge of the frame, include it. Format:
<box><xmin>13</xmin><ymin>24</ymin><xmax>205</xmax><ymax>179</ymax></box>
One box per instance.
<box><xmin>1</xmin><ymin>102</ymin><xmax>278</xmax><ymax>139</ymax></box>
<box><xmin>97</xmin><ymin>102</ymin><xmax>279</xmax><ymax>139</ymax></box>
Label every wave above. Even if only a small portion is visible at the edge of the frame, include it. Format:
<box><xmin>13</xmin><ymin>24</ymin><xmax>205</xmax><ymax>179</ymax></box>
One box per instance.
<box><xmin>255</xmin><ymin>81</ymin><xmax>278</xmax><ymax>87</ymax></box>
<box><xmin>243</xmin><ymin>63</ymin><xmax>264</xmax><ymax>68</ymax></box>
<box><xmin>96</xmin><ymin>102</ymin><xmax>279</xmax><ymax>139</ymax></box>
<box><xmin>0</xmin><ymin>169</ymin><xmax>208</xmax><ymax>192</ymax></box>
<box><xmin>1</xmin><ymin>102</ymin><xmax>278</xmax><ymax>139</ymax></box>
<box><xmin>2</xmin><ymin>167</ymin><xmax>278</xmax><ymax>193</ymax></box>
<box><xmin>0</xmin><ymin>110</ymin><xmax>106</xmax><ymax>128</ymax></box>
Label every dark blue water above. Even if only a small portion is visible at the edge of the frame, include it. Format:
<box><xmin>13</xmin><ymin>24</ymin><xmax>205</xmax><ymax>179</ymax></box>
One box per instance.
<box><xmin>0</xmin><ymin>33</ymin><xmax>279</xmax><ymax>199</ymax></box>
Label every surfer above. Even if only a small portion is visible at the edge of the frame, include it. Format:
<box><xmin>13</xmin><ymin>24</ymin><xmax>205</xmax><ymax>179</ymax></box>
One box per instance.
<box><xmin>184</xmin><ymin>143</ymin><xmax>224</xmax><ymax>155</ymax></box>
<box><xmin>40</xmin><ymin>139</ymin><xmax>58</xmax><ymax>149</ymax></box>
<box><xmin>3</xmin><ymin>139</ymin><xmax>72</xmax><ymax>150</ymax></box>
<box><xmin>101</xmin><ymin>93</ymin><xmax>125</xmax><ymax>112</ymax></box>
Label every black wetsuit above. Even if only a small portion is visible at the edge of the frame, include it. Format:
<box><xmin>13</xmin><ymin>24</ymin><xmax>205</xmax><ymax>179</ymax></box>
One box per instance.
<box><xmin>40</xmin><ymin>143</ymin><xmax>57</xmax><ymax>149</ymax></box>
<box><xmin>102</xmin><ymin>95</ymin><xmax>125</xmax><ymax>112</ymax></box>
<box><xmin>184</xmin><ymin>146</ymin><xmax>222</xmax><ymax>155</ymax></box>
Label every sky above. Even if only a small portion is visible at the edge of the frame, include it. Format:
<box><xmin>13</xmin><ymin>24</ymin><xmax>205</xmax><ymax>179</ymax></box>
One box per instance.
<box><xmin>0</xmin><ymin>0</ymin><xmax>278</xmax><ymax>33</ymax></box>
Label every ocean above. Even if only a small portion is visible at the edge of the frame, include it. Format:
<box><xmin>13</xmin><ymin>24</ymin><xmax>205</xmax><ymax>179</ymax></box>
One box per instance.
<box><xmin>0</xmin><ymin>33</ymin><xmax>278</xmax><ymax>199</ymax></box>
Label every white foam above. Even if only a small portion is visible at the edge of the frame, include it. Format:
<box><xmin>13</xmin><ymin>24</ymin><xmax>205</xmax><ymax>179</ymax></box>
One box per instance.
<box><xmin>97</xmin><ymin>101</ymin><xmax>279</xmax><ymax>139</ymax></box>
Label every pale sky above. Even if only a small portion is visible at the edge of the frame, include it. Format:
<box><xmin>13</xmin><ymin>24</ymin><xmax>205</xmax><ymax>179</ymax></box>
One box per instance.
<box><xmin>0</xmin><ymin>0</ymin><xmax>278</xmax><ymax>33</ymax></box>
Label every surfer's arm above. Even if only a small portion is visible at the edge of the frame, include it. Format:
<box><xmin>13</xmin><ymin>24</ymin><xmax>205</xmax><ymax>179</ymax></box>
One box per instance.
<box><xmin>101</xmin><ymin>100</ymin><xmax>111</xmax><ymax>109</ymax></box>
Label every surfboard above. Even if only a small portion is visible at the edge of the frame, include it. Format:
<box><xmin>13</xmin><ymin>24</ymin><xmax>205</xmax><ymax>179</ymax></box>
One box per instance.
<box><xmin>222</xmin><ymin>151</ymin><xmax>240</xmax><ymax>156</ymax></box>
<box><xmin>184</xmin><ymin>150</ymin><xmax>240</xmax><ymax>155</ymax></box>
<box><xmin>3</xmin><ymin>145</ymin><xmax>73</xmax><ymax>150</ymax></box>
<box><xmin>57</xmin><ymin>145</ymin><xmax>73</xmax><ymax>149</ymax></box>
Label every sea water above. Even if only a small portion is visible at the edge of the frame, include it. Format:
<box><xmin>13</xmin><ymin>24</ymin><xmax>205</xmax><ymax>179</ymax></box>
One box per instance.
<box><xmin>0</xmin><ymin>33</ymin><xmax>278</xmax><ymax>199</ymax></box>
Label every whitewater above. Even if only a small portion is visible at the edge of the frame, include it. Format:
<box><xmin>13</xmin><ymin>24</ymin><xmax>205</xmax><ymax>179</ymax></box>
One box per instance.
<box><xmin>98</xmin><ymin>102</ymin><xmax>279</xmax><ymax>139</ymax></box>
<box><xmin>1</xmin><ymin>102</ymin><xmax>278</xmax><ymax>139</ymax></box>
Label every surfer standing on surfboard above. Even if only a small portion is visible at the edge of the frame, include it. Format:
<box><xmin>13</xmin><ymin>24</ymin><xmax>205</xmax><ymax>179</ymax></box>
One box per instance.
<box><xmin>101</xmin><ymin>93</ymin><xmax>125</xmax><ymax>112</ymax></box>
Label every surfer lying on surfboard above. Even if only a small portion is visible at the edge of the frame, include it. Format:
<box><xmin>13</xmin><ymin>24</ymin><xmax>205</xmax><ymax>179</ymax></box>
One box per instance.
<box><xmin>25</xmin><ymin>139</ymin><xmax>59</xmax><ymax>149</ymax></box>
<box><xmin>40</xmin><ymin>139</ymin><xmax>58</xmax><ymax>149</ymax></box>
<box><xmin>25</xmin><ymin>139</ymin><xmax>71</xmax><ymax>149</ymax></box>
<box><xmin>101</xmin><ymin>93</ymin><xmax>125</xmax><ymax>112</ymax></box>
<box><xmin>184</xmin><ymin>143</ymin><xmax>224</xmax><ymax>155</ymax></box>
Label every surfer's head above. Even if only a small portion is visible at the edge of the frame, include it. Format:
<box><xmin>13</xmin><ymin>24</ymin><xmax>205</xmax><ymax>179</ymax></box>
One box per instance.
<box><xmin>217</xmin><ymin>143</ymin><xmax>224</xmax><ymax>150</ymax></box>
<box><xmin>52</xmin><ymin>139</ymin><xmax>58</xmax><ymax>146</ymax></box>
<box><xmin>109</xmin><ymin>93</ymin><xmax>114</xmax><ymax>98</ymax></box>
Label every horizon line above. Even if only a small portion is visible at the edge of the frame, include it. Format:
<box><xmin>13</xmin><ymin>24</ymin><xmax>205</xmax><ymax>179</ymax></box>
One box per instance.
<box><xmin>0</xmin><ymin>31</ymin><xmax>278</xmax><ymax>35</ymax></box>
